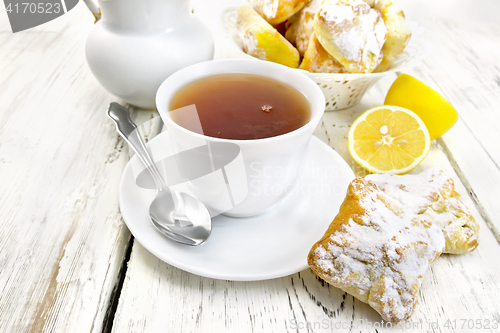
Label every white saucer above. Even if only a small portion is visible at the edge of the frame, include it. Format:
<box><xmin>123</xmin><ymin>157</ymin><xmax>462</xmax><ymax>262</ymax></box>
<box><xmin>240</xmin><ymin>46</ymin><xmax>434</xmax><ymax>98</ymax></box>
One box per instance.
<box><xmin>119</xmin><ymin>134</ymin><xmax>355</xmax><ymax>281</ymax></box>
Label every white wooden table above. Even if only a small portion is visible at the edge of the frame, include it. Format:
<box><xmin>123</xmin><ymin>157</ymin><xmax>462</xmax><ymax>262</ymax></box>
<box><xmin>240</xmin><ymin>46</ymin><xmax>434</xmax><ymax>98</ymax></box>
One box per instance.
<box><xmin>1</xmin><ymin>1</ymin><xmax>500</xmax><ymax>332</ymax></box>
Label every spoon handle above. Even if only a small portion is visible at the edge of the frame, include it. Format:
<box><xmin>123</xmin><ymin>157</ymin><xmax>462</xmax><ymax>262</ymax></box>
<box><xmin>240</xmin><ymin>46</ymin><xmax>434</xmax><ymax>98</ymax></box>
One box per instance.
<box><xmin>106</xmin><ymin>103</ymin><xmax>166</xmax><ymax>189</ymax></box>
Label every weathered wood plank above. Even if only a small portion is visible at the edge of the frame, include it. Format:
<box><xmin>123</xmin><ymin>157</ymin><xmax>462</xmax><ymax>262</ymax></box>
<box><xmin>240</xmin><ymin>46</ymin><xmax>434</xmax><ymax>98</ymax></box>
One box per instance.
<box><xmin>400</xmin><ymin>19</ymin><xmax>500</xmax><ymax>242</ymax></box>
<box><xmin>0</xmin><ymin>5</ymin><xmax>132</xmax><ymax>332</ymax></box>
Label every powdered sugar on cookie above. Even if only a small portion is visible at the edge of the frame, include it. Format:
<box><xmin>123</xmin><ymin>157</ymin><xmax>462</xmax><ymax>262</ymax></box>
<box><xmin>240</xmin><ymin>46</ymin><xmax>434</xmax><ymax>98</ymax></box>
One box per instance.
<box><xmin>315</xmin><ymin>0</ymin><xmax>387</xmax><ymax>72</ymax></box>
<box><xmin>366</xmin><ymin>168</ymin><xmax>479</xmax><ymax>254</ymax></box>
<box><xmin>309</xmin><ymin>177</ymin><xmax>445</xmax><ymax>322</ymax></box>
<box><xmin>308</xmin><ymin>169</ymin><xmax>479</xmax><ymax>323</ymax></box>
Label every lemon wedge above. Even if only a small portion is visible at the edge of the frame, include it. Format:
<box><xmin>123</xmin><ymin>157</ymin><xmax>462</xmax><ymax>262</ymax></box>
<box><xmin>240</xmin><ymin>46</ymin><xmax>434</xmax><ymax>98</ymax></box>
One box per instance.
<box><xmin>348</xmin><ymin>105</ymin><xmax>431</xmax><ymax>174</ymax></box>
<box><xmin>385</xmin><ymin>74</ymin><xmax>458</xmax><ymax>140</ymax></box>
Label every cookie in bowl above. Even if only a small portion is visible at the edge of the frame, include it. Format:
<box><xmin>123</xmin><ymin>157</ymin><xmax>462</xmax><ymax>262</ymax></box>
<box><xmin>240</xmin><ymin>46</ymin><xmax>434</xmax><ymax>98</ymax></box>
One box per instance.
<box><xmin>374</xmin><ymin>0</ymin><xmax>412</xmax><ymax>72</ymax></box>
<box><xmin>237</xmin><ymin>5</ymin><xmax>300</xmax><ymax>68</ymax></box>
<box><xmin>285</xmin><ymin>0</ymin><xmax>323</xmax><ymax>56</ymax></box>
<box><xmin>299</xmin><ymin>32</ymin><xmax>347</xmax><ymax>73</ymax></box>
<box><xmin>314</xmin><ymin>0</ymin><xmax>387</xmax><ymax>73</ymax></box>
<box><xmin>248</xmin><ymin>0</ymin><xmax>312</xmax><ymax>25</ymax></box>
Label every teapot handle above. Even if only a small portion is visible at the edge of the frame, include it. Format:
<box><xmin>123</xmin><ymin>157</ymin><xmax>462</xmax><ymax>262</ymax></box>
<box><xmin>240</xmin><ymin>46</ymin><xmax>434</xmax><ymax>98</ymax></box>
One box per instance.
<box><xmin>83</xmin><ymin>0</ymin><xmax>101</xmax><ymax>23</ymax></box>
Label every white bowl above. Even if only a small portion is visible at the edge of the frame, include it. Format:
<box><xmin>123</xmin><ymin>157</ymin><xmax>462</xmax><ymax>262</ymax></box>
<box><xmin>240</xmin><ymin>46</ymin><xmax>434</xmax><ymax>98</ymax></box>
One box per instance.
<box><xmin>156</xmin><ymin>59</ymin><xmax>325</xmax><ymax>217</ymax></box>
<box><xmin>221</xmin><ymin>8</ymin><xmax>432</xmax><ymax>111</ymax></box>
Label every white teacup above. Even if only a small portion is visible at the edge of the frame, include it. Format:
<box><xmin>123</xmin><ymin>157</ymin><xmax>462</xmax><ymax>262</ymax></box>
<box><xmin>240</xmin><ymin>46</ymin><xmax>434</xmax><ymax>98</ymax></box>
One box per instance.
<box><xmin>156</xmin><ymin>59</ymin><xmax>325</xmax><ymax>217</ymax></box>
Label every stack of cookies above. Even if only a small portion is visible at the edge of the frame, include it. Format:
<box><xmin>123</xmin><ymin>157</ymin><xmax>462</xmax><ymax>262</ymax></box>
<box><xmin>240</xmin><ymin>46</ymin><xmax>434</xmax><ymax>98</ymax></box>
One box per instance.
<box><xmin>237</xmin><ymin>0</ymin><xmax>411</xmax><ymax>74</ymax></box>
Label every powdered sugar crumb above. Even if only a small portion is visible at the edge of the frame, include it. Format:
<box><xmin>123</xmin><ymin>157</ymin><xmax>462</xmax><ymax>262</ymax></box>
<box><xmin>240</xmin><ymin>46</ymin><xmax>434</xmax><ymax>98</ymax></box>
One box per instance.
<box><xmin>323</xmin><ymin>5</ymin><xmax>355</xmax><ymax>23</ymax></box>
<box><xmin>262</xmin><ymin>0</ymin><xmax>279</xmax><ymax>19</ymax></box>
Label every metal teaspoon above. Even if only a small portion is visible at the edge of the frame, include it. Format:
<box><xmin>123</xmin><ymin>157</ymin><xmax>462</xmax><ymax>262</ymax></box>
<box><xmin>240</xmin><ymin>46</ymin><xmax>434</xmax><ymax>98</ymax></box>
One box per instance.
<box><xmin>107</xmin><ymin>103</ymin><xmax>211</xmax><ymax>246</ymax></box>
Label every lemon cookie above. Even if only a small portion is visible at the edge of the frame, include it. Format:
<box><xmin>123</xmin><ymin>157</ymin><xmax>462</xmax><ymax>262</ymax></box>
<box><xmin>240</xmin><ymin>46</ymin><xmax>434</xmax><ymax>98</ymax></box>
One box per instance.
<box><xmin>299</xmin><ymin>32</ymin><xmax>346</xmax><ymax>73</ymax></box>
<box><xmin>374</xmin><ymin>0</ymin><xmax>411</xmax><ymax>72</ymax></box>
<box><xmin>237</xmin><ymin>5</ymin><xmax>300</xmax><ymax>68</ymax></box>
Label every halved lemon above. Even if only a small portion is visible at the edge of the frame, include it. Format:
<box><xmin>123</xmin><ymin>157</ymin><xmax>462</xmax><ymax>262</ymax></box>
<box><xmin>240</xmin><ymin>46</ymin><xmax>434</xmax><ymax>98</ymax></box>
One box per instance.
<box><xmin>385</xmin><ymin>74</ymin><xmax>458</xmax><ymax>140</ymax></box>
<box><xmin>348</xmin><ymin>105</ymin><xmax>431</xmax><ymax>174</ymax></box>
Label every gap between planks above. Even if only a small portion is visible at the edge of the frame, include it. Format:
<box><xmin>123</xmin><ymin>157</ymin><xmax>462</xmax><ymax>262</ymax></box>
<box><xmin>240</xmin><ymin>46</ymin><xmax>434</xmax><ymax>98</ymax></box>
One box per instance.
<box><xmin>101</xmin><ymin>236</ymin><xmax>135</xmax><ymax>333</ymax></box>
<box><xmin>100</xmin><ymin>105</ymin><xmax>161</xmax><ymax>333</ymax></box>
<box><xmin>437</xmin><ymin>137</ymin><xmax>500</xmax><ymax>243</ymax></box>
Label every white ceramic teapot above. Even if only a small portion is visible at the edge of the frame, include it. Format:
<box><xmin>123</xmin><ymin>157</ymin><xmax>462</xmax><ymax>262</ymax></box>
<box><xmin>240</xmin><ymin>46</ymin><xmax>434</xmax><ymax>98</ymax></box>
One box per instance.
<box><xmin>84</xmin><ymin>0</ymin><xmax>214</xmax><ymax>109</ymax></box>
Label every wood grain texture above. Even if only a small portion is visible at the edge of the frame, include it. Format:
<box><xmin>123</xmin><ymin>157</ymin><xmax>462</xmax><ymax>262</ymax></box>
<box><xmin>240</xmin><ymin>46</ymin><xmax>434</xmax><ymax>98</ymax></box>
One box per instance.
<box><xmin>0</xmin><ymin>4</ymin><xmax>132</xmax><ymax>332</ymax></box>
<box><xmin>399</xmin><ymin>19</ymin><xmax>500</xmax><ymax>242</ymax></box>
